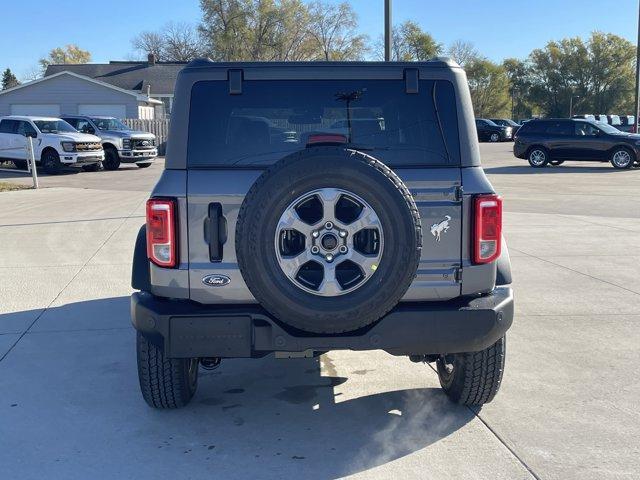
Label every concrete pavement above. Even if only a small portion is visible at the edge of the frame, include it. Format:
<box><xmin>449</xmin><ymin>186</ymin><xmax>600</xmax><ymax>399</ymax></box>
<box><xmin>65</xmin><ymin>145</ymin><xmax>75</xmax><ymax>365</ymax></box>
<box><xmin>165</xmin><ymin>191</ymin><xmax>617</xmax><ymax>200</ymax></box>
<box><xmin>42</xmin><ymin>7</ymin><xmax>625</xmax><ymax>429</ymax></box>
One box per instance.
<box><xmin>1</xmin><ymin>145</ymin><xmax>639</xmax><ymax>479</ymax></box>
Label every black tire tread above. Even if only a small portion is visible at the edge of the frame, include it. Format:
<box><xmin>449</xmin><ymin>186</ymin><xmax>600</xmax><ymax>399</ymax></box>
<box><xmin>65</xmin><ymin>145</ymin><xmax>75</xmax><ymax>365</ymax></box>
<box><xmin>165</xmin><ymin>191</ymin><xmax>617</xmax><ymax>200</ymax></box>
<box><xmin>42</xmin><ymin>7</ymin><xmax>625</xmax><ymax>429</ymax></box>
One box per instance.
<box><xmin>136</xmin><ymin>332</ymin><xmax>196</xmax><ymax>409</ymax></box>
<box><xmin>236</xmin><ymin>147</ymin><xmax>422</xmax><ymax>333</ymax></box>
<box><xmin>438</xmin><ymin>336</ymin><xmax>506</xmax><ymax>406</ymax></box>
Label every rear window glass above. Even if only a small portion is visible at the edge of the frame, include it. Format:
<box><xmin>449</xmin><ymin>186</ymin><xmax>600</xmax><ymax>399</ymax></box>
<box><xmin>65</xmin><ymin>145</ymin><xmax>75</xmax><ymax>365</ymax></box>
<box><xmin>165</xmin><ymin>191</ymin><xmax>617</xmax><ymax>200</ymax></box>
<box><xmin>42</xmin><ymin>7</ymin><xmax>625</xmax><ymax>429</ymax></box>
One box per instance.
<box><xmin>519</xmin><ymin>121</ymin><xmax>546</xmax><ymax>134</ymax></box>
<box><xmin>188</xmin><ymin>79</ymin><xmax>460</xmax><ymax>168</ymax></box>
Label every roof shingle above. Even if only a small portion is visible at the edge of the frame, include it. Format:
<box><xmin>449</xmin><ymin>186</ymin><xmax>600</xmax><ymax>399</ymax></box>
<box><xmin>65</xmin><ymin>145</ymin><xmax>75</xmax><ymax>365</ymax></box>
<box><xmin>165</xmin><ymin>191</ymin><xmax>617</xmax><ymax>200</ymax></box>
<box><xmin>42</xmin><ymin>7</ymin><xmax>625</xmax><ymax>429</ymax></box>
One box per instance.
<box><xmin>44</xmin><ymin>61</ymin><xmax>185</xmax><ymax>95</ymax></box>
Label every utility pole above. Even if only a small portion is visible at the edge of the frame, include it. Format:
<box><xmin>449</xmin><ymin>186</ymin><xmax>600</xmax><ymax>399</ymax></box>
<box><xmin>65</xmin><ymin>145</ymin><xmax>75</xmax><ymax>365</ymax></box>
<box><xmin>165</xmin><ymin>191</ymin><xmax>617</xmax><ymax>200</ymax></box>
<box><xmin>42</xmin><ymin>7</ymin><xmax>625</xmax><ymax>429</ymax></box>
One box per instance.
<box><xmin>635</xmin><ymin>0</ymin><xmax>640</xmax><ymax>130</ymax></box>
<box><xmin>384</xmin><ymin>0</ymin><xmax>392</xmax><ymax>61</ymax></box>
<box><xmin>569</xmin><ymin>95</ymin><xmax>580</xmax><ymax>118</ymax></box>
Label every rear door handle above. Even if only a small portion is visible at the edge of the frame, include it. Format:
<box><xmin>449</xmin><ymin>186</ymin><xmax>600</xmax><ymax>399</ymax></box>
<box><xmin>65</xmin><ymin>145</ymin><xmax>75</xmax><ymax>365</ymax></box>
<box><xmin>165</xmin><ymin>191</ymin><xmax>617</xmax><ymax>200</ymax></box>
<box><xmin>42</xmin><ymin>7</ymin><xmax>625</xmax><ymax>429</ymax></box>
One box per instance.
<box><xmin>205</xmin><ymin>203</ymin><xmax>227</xmax><ymax>262</ymax></box>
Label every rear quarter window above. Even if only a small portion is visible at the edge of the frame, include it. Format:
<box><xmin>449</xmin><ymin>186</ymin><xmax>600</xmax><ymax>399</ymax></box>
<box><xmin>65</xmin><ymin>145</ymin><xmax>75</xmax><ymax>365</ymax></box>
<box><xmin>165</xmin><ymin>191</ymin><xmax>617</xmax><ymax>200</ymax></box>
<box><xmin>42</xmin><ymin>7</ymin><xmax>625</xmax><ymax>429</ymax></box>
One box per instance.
<box><xmin>187</xmin><ymin>79</ymin><xmax>460</xmax><ymax>168</ymax></box>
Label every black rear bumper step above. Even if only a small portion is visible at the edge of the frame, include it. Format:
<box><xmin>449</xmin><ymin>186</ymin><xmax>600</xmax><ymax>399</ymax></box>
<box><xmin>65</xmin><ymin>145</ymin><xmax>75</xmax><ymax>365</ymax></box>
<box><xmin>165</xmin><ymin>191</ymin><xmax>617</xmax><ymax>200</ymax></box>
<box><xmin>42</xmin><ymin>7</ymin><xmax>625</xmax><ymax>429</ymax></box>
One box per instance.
<box><xmin>131</xmin><ymin>287</ymin><xmax>514</xmax><ymax>358</ymax></box>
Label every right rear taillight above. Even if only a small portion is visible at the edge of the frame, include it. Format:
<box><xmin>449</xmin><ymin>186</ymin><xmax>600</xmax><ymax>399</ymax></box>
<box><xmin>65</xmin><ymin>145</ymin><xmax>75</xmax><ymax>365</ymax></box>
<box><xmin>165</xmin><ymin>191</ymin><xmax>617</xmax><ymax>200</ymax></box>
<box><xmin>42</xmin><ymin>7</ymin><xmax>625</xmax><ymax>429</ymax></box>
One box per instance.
<box><xmin>146</xmin><ymin>198</ymin><xmax>177</xmax><ymax>268</ymax></box>
<box><xmin>473</xmin><ymin>194</ymin><xmax>502</xmax><ymax>264</ymax></box>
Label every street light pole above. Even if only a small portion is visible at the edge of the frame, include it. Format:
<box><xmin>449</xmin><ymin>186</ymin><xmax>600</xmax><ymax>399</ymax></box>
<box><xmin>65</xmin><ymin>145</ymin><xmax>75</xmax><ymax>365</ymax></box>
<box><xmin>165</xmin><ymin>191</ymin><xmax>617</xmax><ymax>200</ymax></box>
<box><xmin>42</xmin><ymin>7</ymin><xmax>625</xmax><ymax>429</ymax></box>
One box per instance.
<box><xmin>384</xmin><ymin>0</ymin><xmax>392</xmax><ymax>61</ymax></box>
<box><xmin>569</xmin><ymin>95</ymin><xmax>580</xmax><ymax>118</ymax></box>
<box><xmin>635</xmin><ymin>0</ymin><xmax>640</xmax><ymax>131</ymax></box>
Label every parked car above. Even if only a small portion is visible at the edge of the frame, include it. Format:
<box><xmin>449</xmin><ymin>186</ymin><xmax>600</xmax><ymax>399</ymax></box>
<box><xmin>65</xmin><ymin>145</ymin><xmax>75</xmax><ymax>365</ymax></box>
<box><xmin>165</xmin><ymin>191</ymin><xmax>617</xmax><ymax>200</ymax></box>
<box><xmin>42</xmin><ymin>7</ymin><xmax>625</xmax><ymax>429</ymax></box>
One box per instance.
<box><xmin>131</xmin><ymin>59</ymin><xmax>513</xmax><ymax>409</ymax></box>
<box><xmin>62</xmin><ymin>115</ymin><xmax>157</xmax><ymax>170</ymax></box>
<box><xmin>573</xmin><ymin>114</ymin><xmax>596</xmax><ymax>121</ymax></box>
<box><xmin>490</xmin><ymin>118</ymin><xmax>521</xmax><ymax>136</ymax></box>
<box><xmin>0</xmin><ymin>116</ymin><xmax>103</xmax><ymax>174</ymax></box>
<box><xmin>514</xmin><ymin>118</ymin><xmax>639</xmax><ymax>169</ymax></box>
<box><xmin>618</xmin><ymin>115</ymin><xmax>636</xmax><ymax>133</ymax></box>
<box><xmin>475</xmin><ymin>118</ymin><xmax>513</xmax><ymax>142</ymax></box>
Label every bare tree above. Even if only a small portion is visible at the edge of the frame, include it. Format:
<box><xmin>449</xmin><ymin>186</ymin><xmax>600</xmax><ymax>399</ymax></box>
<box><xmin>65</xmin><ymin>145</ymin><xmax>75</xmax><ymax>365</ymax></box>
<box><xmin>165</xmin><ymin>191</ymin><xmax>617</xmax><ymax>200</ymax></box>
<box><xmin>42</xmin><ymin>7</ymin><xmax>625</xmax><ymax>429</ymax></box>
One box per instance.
<box><xmin>132</xmin><ymin>31</ymin><xmax>166</xmax><ymax>61</ymax></box>
<box><xmin>447</xmin><ymin>40</ymin><xmax>480</xmax><ymax>67</ymax></box>
<box><xmin>306</xmin><ymin>1</ymin><xmax>368</xmax><ymax>61</ymax></box>
<box><xmin>163</xmin><ymin>22</ymin><xmax>204</xmax><ymax>61</ymax></box>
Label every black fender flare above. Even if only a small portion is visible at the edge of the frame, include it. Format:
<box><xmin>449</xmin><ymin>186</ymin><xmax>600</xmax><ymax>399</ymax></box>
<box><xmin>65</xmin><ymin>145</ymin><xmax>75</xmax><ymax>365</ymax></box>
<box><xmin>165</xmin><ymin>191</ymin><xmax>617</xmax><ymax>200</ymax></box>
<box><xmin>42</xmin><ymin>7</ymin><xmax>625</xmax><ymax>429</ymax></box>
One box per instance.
<box><xmin>131</xmin><ymin>225</ymin><xmax>151</xmax><ymax>291</ymax></box>
<box><xmin>496</xmin><ymin>235</ymin><xmax>512</xmax><ymax>286</ymax></box>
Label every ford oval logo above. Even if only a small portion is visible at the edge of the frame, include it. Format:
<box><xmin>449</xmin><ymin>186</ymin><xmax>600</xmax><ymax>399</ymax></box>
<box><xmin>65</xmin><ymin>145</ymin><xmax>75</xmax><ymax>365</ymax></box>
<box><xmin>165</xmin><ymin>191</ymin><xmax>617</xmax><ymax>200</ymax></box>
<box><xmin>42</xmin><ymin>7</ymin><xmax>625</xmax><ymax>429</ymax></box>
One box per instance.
<box><xmin>202</xmin><ymin>274</ymin><xmax>231</xmax><ymax>287</ymax></box>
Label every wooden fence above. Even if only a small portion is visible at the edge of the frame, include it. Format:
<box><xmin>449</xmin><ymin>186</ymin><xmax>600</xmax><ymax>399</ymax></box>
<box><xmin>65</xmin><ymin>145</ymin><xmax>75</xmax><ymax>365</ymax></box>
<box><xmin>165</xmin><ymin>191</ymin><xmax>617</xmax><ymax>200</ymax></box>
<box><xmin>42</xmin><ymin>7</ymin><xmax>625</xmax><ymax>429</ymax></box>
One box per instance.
<box><xmin>122</xmin><ymin>119</ymin><xmax>170</xmax><ymax>155</ymax></box>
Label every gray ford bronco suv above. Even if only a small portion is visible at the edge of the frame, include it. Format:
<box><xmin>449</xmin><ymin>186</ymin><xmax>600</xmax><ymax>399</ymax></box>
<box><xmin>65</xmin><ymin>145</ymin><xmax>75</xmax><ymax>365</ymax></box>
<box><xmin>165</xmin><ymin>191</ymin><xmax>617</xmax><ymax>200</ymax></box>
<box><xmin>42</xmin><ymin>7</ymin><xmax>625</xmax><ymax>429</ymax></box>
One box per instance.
<box><xmin>131</xmin><ymin>59</ymin><xmax>514</xmax><ymax>409</ymax></box>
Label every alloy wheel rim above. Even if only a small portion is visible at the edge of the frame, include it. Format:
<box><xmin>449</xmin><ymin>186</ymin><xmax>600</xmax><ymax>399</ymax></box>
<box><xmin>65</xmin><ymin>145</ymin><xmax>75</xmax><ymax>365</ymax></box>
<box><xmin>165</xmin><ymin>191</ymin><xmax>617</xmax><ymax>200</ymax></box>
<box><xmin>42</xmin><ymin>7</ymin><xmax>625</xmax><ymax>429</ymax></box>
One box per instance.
<box><xmin>530</xmin><ymin>150</ymin><xmax>546</xmax><ymax>165</ymax></box>
<box><xmin>613</xmin><ymin>150</ymin><xmax>631</xmax><ymax>167</ymax></box>
<box><xmin>275</xmin><ymin>188</ymin><xmax>384</xmax><ymax>297</ymax></box>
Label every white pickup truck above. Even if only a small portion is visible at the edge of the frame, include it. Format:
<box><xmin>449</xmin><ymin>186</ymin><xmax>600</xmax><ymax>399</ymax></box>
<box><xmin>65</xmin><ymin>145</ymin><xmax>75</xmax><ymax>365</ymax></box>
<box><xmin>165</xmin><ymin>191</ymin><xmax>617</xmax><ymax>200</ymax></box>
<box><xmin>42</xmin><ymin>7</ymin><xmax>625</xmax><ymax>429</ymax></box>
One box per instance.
<box><xmin>0</xmin><ymin>116</ymin><xmax>104</xmax><ymax>174</ymax></box>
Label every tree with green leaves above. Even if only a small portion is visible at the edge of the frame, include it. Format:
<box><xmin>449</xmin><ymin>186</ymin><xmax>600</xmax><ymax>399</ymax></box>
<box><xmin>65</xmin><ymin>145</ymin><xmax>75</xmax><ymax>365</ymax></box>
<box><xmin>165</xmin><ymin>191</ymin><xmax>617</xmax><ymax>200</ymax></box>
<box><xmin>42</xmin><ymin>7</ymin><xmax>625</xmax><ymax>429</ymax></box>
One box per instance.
<box><xmin>39</xmin><ymin>45</ymin><xmax>92</xmax><ymax>73</ymax></box>
<box><xmin>387</xmin><ymin>21</ymin><xmax>441</xmax><ymax>61</ymax></box>
<box><xmin>526</xmin><ymin>32</ymin><xmax>635</xmax><ymax>117</ymax></box>
<box><xmin>198</xmin><ymin>0</ymin><xmax>366</xmax><ymax>61</ymax></box>
<box><xmin>466</xmin><ymin>59</ymin><xmax>510</xmax><ymax>118</ymax></box>
<box><xmin>2</xmin><ymin>68</ymin><xmax>20</xmax><ymax>90</ymax></box>
<box><xmin>502</xmin><ymin>58</ymin><xmax>535</xmax><ymax>119</ymax></box>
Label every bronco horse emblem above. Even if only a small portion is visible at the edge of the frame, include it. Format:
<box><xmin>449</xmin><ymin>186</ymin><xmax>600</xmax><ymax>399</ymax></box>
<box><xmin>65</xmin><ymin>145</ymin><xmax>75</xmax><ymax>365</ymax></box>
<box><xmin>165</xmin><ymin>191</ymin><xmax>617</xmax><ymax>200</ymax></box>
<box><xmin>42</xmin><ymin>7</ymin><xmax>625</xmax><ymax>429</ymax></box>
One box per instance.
<box><xmin>430</xmin><ymin>215</ymin><xmax>452</xmax><ymax>242</ymax></box>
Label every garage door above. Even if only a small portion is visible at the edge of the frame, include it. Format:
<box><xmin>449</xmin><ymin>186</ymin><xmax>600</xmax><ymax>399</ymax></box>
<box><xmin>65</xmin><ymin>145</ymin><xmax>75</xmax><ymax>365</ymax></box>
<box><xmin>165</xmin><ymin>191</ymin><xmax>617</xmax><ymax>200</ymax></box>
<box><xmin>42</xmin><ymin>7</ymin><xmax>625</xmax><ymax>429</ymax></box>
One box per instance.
<box><xmin>11</xmin><ymin>104</ymin><xmax>61</xmax><ymax>116</ymax></box>
<box><xmin>78</xmin><ymin>104</ymin><xmax>127</xmax><ymax>119</ymax></box>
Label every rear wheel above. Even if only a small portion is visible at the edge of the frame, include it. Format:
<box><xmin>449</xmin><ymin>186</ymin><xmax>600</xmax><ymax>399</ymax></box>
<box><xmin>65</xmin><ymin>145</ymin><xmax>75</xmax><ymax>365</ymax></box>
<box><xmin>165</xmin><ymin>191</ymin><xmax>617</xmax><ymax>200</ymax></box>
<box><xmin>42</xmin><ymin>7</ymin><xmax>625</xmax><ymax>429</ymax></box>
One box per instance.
<box><xmin>13</xmin><ymin>160</ymin><xmax>28</xmax><ymax>170</ymax></box>
<box><xmin>527</xmin><ymin>147</ymin><xmax>549</xmax><ymax>168</ymax></box>
<box><xmin>42</xmin><ymin>149</ymin><xmax>62</xmax><ymax>175</ymax></box>
<box><xmin>136</xmin><ymin>332</ymin><xmax>199</xmax><ymax>409</ymax></box>
<box><xmin>436</xmin><ymin>336</ymin><xmax>506</xmax><ymax>406</ymax></box>
<box><xmin>102</xmin><ymin>147</ymin><xmax>121</xmax><ymax>171</ymax></box>
<box><xmin>610</xmin><ymin>147</ymin><xmax>634</xmax><ymax>169</ymax></box>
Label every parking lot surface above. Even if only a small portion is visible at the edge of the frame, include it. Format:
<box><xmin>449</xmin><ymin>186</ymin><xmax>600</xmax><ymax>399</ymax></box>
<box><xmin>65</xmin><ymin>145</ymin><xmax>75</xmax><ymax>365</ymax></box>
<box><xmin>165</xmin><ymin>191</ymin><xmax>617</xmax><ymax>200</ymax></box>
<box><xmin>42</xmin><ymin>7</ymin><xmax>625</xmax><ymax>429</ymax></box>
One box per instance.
<box><xmin>1</xmin><ymin>146</ymin><xmax>639</xmax><ymax>479</ymax></box>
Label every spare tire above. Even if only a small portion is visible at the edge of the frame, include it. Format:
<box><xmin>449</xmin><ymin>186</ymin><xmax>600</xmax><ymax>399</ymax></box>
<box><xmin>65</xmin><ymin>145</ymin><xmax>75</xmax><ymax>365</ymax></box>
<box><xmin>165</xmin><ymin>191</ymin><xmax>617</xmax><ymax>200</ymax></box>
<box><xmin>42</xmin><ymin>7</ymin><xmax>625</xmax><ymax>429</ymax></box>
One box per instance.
<box><xmin>235</xmin><ymin>147</ymin><xmax>422</xmax><ymax>334</ymax></box>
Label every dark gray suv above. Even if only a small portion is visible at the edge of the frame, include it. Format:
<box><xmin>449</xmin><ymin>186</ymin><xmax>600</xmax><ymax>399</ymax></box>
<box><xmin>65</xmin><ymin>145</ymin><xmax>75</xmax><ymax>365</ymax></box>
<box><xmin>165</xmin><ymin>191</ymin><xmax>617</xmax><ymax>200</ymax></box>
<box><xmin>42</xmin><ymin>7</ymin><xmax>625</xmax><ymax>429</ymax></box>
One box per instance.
<box><xmin>131</xmin><ymin>60</ymin><xmax>514</xmax><ymax>409</ymax></box>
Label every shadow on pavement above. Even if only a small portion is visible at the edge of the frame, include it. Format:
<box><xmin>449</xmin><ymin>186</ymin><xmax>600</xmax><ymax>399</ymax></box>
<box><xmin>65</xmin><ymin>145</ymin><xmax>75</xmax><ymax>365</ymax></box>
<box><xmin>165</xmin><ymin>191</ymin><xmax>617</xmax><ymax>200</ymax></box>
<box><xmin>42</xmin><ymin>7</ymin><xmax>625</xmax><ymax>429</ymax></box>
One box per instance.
<box><xmin>483</xmin><ymin>164</ymin><xmax>634</xmax><ymax>175</ymax></box>
<box><xmin>0</xmin><ymin>297</ymin><xmax>473</xmax><ymax>479</ymax></box>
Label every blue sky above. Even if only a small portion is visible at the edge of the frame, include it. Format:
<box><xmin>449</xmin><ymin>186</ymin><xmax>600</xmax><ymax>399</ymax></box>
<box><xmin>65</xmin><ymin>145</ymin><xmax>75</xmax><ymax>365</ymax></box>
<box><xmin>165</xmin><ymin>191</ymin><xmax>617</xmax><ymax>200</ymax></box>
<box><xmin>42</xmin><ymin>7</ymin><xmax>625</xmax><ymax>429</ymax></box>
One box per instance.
<box><xmin>1</xmin><ymin>0</ymin><xmax>637</xmax><ymax>79</ymax></box>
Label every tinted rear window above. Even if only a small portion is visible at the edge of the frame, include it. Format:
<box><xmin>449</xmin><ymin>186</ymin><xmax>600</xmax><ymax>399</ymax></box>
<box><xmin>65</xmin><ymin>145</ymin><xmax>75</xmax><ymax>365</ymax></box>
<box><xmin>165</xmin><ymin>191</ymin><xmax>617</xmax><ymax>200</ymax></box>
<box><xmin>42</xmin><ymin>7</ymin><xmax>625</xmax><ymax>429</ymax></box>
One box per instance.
<box><xmin>188</xmin><ymin>79</ymin><xmax>460</xmax><ymax>168</ymax></box>
<box><xmin>519</xmin><ymin>121</ymin><xmax>547</xmax><ymax>134</ymax></box>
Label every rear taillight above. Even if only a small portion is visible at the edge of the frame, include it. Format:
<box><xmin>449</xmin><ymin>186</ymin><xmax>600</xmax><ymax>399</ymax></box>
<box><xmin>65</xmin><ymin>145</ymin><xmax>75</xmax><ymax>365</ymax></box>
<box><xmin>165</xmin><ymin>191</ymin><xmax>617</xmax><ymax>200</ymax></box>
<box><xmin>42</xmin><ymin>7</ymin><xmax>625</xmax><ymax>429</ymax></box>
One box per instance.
<box><xmin>146</xmin><ymin>198</ymin><xmax>177</xmax><ymax>268</ymax></box>
<box><xmin>473</xmin><ymin>194</ymin><xmax>502</xmax><ymax>264</ymax></box>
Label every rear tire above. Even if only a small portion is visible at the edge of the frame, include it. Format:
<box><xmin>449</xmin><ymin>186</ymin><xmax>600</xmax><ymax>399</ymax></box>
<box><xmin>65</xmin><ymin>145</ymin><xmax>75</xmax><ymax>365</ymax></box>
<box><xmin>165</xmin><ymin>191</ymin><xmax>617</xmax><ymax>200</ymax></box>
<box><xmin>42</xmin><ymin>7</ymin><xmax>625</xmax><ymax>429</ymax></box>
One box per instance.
<box><xmin>13</xmin><ymin>160</ymin><xmax>28</xmax><ymax>170</ymax></box>
<box><xmin>136</xmin><ymin>332</ymin><xmax>199</xmax><ymax>409</ymax></box>
<box><xmin>42</xmin><ymin>149</ymin><xmax>62</xmax><ymax>175</ymax></box>
<box><xmin>436</xmin><ymin>336</ymin><xmax>506</xmax><ymax>406</ymax></box>
<box><xmin>102</xmin><ymin>147</ymin><xmax>121</xmax><ymax>171</ymax></box>
<box><xmin>527</xmin><ymin>147</ymin><xmax>549</xmax><ymax>168</ymax></box>
<box><xmin>610</xmin><ymin>147</ymin><xmax>634</xmax><ymax>169</ymax></box>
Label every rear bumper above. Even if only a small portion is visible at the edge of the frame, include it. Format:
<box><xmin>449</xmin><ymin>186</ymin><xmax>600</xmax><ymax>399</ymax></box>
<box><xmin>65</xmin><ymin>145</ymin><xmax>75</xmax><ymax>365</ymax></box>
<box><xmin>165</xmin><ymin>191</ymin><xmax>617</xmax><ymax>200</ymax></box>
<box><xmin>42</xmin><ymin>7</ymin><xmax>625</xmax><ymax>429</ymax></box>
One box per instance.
<box><xmin>131</xmin><ymin>287</ymin><xmax>514</xmax><ymax>358</ymax></box>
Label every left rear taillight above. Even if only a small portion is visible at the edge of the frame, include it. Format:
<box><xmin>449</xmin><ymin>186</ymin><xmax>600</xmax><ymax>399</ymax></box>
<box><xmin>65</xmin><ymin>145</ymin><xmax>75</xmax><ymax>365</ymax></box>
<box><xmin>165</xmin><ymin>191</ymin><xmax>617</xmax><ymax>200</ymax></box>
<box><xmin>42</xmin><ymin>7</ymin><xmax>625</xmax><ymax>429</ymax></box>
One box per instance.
<box><xmin>473</xmin><ymin>194</ymin><xmax>502</xmax><ymax>264</ymax></box>
<box><xmin>146</xmin><ymin>198</ymin><xmax>177</xmax><ymax>268</ymax></box>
